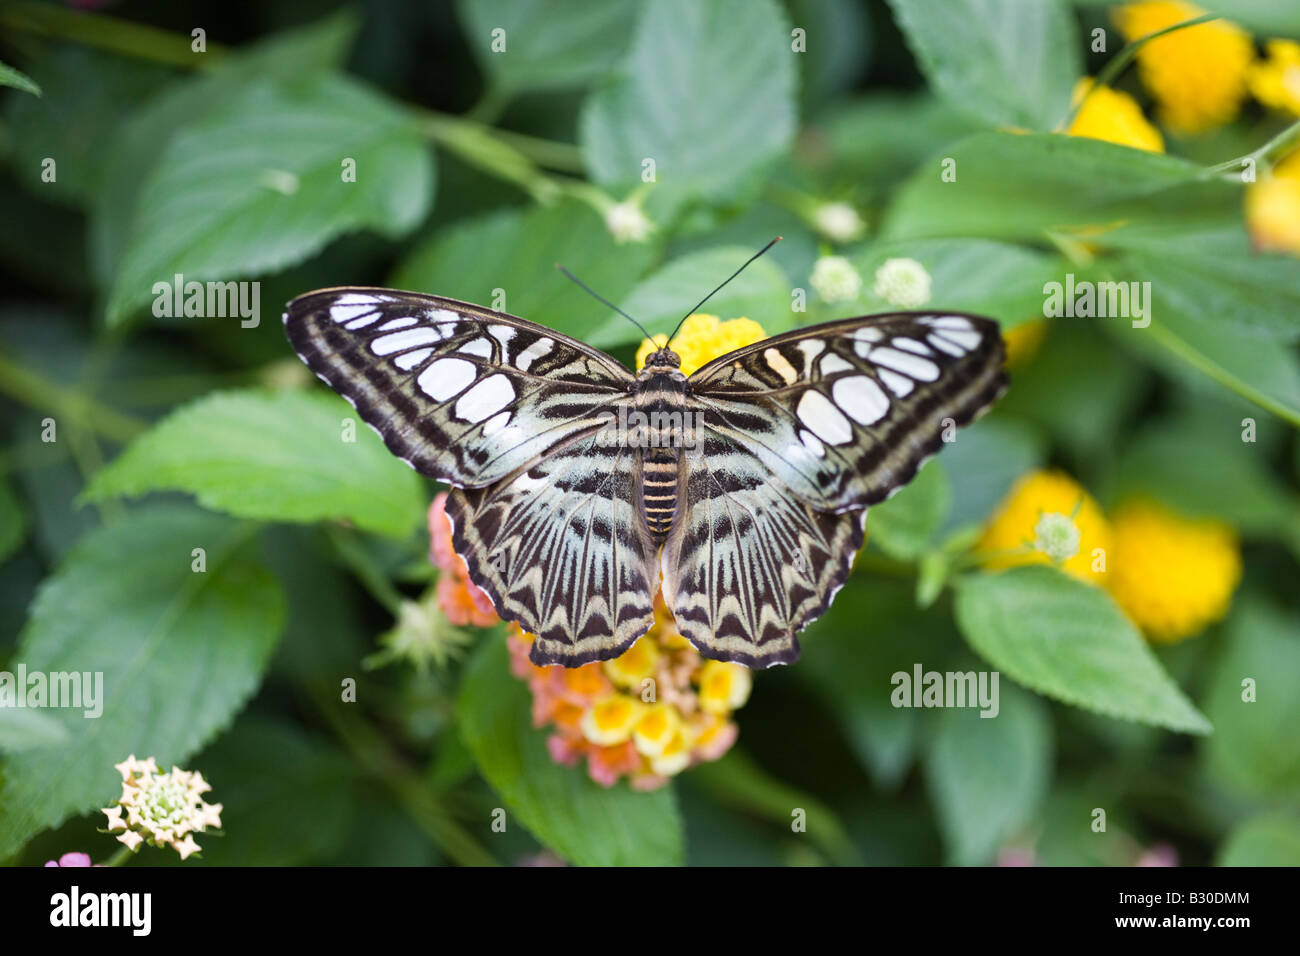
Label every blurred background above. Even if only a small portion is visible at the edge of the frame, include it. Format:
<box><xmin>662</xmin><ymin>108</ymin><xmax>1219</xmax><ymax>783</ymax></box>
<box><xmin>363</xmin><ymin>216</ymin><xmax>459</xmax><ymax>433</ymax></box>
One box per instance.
<box><xmin>1</xmin><ymin>0</ymin><xmax>1298</xmax><ymax>867</ymax></box>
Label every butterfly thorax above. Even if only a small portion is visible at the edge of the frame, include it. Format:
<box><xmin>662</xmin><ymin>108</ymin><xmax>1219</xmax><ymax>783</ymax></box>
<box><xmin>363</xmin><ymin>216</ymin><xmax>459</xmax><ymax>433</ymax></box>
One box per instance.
<box><xmin>632</xmin><ymin>360</ymin><xmax>691</xmax><ymax>540</ymax></box>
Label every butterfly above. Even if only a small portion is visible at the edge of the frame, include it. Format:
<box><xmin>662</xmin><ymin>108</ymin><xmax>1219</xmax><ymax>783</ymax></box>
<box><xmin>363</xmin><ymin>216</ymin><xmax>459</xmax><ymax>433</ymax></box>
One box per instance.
<box><xmin>284</xmin><ymin>274</ymin><xmax>1005</xmax><ymax>669</ymax></box>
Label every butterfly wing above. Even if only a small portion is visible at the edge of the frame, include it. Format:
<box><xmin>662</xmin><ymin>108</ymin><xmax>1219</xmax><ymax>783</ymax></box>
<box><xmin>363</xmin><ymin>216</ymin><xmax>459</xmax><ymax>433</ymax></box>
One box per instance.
<box><xmin>283</xmin><ymin>287</ymin><xmax>635</xmax><ymax>488</ymax></box>
<box><xmin>445</xmin><ymin>431</ymin><xmax>658</xmax><ymax>666</ymax></box>
<box><xmin>684</xmin><ymin>312</ymin><xmax>1006</xmax><ymax>512</ymax></box>
<box><xmin>661</xmin><ymin>433</ymin><xmax>865</xmax><ymax>667</ymax></box>
<box><xmin>663</xmin><ymin>312</ymin><xmax>1005</xmax><ymax>666</ymax></box>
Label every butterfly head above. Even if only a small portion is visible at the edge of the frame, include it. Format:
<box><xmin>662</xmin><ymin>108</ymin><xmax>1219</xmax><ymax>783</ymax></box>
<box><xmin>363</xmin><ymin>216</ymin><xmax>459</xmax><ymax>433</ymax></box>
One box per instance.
<box><xmin>642</xmin><ymin>346</ymin><xmax>681</xmax><ymax>370</ymax></box>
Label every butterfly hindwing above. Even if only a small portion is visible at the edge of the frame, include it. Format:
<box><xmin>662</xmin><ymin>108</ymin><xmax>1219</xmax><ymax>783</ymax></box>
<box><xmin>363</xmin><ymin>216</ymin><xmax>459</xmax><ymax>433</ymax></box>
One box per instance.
<box><xmin>662</xmin><ymin>433</ymin><xmax>865</xmax><ymax>667</ymax></box>
<box><xmin>686</xmin><ymin>313</ymin><xmax>1006</xmax><ymax>512</ymax></box>
<box><xmin>283</xmin><ymin>287</ymin><xmax>635</xmax><ymax>488</ymax></box>
<box><xmin>445</xmin><ymin>429</ymin><xmax>658</xmax><ymax>666</ymax></box>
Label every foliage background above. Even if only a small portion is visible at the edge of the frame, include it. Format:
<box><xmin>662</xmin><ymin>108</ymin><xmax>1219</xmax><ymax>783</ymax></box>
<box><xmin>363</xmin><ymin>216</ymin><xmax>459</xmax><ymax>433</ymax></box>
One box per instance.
<box><xmin>1</xmin><ymin>0</ymin><xmax>1298</xmax><ymax>866</ymax></box>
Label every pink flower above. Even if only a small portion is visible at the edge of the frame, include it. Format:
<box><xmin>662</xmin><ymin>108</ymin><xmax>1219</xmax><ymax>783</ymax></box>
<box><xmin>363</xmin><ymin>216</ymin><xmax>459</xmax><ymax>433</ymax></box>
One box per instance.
<box><xmin>44</xmin><ymin>852</ymin><xmax>97</xmax><ymax>867</ymax></box>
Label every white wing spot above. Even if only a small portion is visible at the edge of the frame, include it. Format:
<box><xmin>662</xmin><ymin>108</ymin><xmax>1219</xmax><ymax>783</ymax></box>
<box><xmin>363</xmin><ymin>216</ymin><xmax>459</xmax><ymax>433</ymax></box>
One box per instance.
<box><xmin>764</xmin><ymin>348</ymin><xmax>798</xmax><ymax>385</ymax></box>
<box><xmin>893</xmin><ymin>337</ymin><xmax>932</xmax><ymax>356</ymax></box>
<box><xmin>481</xmin><ymin>410</ymin><xmax>511</xmax><ymax>436</ymax></box>
<box><xmin>796</xmin><ymin>390</ymin><xmax>853</xmax><ymax>445</ymax></box>
<box><xmin>489</xmin><ymin>325</ymin><xmax>516</xmax><ymax>350</ymax></box>
<box><xmin>833</xmin><ymin>375</ymin><xmax>890</xmax><ymax>425</ymax></box>
<box><xmin>935</xmin><ymin>328</ymin><xmax>982</xmax><ymax>351</ymax></box>
<box><xmin>869</xmin><ymin>347</ymin><xmax>939</xmax><ymax>381</ymax></box>
<box><xmin>819</xmin><ymin>353</ymin><xmax>854</xmax><ymax>376</ymax></box>
<box><xmin>455</xmin><ymin>373</ymin><xmax>515</xmax><ymax>423</ymax></box>
<box><xmin>394</xmin><ymin>347</ymin><xmax>433</xmax><ymax>371</ymax></box>
<box><xmin>799</xmin><ymin>429</ymin><xmax>826</xmax><ymax>457</ymax></box>
<box><xmin>418</xmin><ymin>357</ymin><xmax>476</xmax><ymax>402</ymax></box>
<box><xmin>372</xmin><ymin>327</ymin><xmax>449</xmax><ymax>355</ymax></box>
<box><xmin>928</xmin><ymin>316</ymin><xmax>973</xmax><ymax>330</ymax></box>
<box><xmin>329</xmin><ymin>294</ymin><xmax>382</xmax><ymax>324</ymax></box>
<box><xmin>515</xmin><ymin>337</ymin><xmax>553</xmax><ymax>372</ymax></box>
<box><xmin>927</xmin><ymin>333</ymin><xmax>966</xmax><ymax>356</ymax></box>
<box><xmin>795</xmin><ymin>339</ymin><xmax>826</xmax><ymax>374</ymax></box>
<box><xmin>878</xmin><ymin>368</ymin><xmax>914</xmax><ymax>397</ymax></box>
<box><xmin>458</xmin><ymin>338</ymin><xmax>494</xmax><ymax>359</ymax></box>
<box><xmin>377</xmin><ymin>317</ymin><xmax>417</xmax><ymax>331</ymax></box>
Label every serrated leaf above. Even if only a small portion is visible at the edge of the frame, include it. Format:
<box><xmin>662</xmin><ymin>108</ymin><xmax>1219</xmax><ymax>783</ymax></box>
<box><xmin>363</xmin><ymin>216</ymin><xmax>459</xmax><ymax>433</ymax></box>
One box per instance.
<box><xmin>106</xmin><ymin>73</ymin><xmax>433</xmax><ymax>325</ymax></box>
<box><xmin>580</xmin><ymin>0</ymin><xmax>796</xmax><ymax>214</ymax></box>
<box><xmin>83</xmin><ymin>390</ymin><xmax>425</xmax><ymax>539</ymax></box>
<box><xmin>457</xmin><ymin>635</ymin><xmax>684</xmax><ymax>866</ymax></box>
<box><xmin>0</xmin><ymin>506</ymin><xmax>285</xmax><ymax>857</ymax></box>
<box><xmin>456</xmin><ymin>0</ymin><xmax>638</xmax><ymax>94</ymax></box>
<box><xmin>390</xmin><ymin>198</ymin><xmax>655</xmax><ymax>340</ymax></box>
<box><xmin>925</xmin><ymin>684</ymin><xmax>1051</xmax><ymax>865</ymax></box>
<box><xmin>885</xmin><ymin>0</ymin><xmax>1078</xmax><ymax>131</ymax></box>
<box><xmin>588</xmin><ymin>246</ymin><xmax>791</xmax><ymax>348</ymax></box>
<box><xmin>954</xmin><ymin>565</ymin><xmax>1212</xmax><ymax>733</ymax></box>
<box><xmin>0</xmin><ymin>707</ymin><xmax>69</xmax><ymax>754</ymax></box>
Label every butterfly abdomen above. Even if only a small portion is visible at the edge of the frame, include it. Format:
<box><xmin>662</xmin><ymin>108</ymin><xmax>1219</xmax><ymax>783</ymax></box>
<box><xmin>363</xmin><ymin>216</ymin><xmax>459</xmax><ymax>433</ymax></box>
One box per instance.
<box><xmin>641</xmin><ymin>447</ymin><xmax>680</xmax><ymax>539</ymax></box>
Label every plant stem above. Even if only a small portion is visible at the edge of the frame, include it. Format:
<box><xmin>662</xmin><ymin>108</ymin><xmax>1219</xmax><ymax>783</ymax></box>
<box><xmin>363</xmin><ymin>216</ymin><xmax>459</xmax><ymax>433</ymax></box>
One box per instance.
<box><xmin>0</xmin><ymin>0</ymin><xmax>228</xmax><ymax>68</ymax></box>
<box><xmin>0</xmin><ymin>353</ymin><xmax>145</xmax><ymax>444</ymax></box>
<box><xmin>1208</xmin><ymin>119</ymin><xmax>1300</xmax><ymax>175</ymax></box>
<box><xmin>102</xmin><ymin>844</ymin><xmax>134</xmax><ymax>867</ymax></box>
<box><xmin>1061</xmin><ymin>13</ymin><xmax>1219</xmax><ymax>129</ymax></box>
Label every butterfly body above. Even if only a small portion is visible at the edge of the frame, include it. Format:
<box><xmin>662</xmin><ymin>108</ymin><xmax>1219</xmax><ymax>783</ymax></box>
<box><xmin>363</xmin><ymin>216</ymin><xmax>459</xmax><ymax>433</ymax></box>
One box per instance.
<box><xmin>284</xmin><ymin>286</ymin><xmax>1006</xmax><ymax>669</ymax></box>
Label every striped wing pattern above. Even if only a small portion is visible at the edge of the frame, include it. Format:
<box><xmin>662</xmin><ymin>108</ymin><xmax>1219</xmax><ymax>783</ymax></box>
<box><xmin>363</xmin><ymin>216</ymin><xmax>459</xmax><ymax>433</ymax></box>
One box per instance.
<box><xmin>287</xmin><ymin>288</ymin><xmax>1007</xmax><ymax>670</ymax></box>
<box><xmin>445</xmin><ymin>432</ymin><xmax>657</xmax><ymax>666</ymax></box>
<box><xmin>283</xmin><ymin>288</ymin><xmax>633</xmax><ymax>488</ymax></box>
<box><xmin>663</xmin><ymin>313</ymin><xmax>1005</xmax><ymax>665</ymax></box>
<box><xmin>686</xmin><ymin>313</ymin><xmax>1006</xmax><ymax>511</ymax></box>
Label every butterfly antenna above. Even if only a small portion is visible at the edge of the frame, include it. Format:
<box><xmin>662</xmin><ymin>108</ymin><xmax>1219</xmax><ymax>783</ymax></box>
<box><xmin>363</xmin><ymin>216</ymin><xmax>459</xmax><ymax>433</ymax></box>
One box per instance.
<box><xmin>555</xmin><ymin>263</ymin><xmax>655</xmax><ymax>342</ymax></box>
<box><xmin>666</xmin><ymin>236</ymin><xmax>782</xmax><ymax>348</ymax></box>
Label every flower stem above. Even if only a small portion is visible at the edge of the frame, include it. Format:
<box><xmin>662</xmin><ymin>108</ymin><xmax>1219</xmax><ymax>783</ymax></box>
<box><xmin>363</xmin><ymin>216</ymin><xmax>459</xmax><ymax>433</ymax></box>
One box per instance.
<box><xmin>1208</xmin><ymin>118</ymin><xmax>1300</xmax><ymax>175</ymax></box>
<box><xmin>102</xmin><ymin>845</ymin><xmax>134</xmax><ymax>867</ymax></box>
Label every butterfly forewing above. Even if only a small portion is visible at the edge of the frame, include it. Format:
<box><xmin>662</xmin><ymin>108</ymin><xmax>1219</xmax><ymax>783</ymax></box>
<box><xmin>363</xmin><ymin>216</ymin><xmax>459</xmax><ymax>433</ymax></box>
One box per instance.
<box><xmin>283</xmin><ymin>288</ymin><xmax>634</xmax><ymax>488</ymax></box>
<box><xmin>685</xmin><ymin>313</ymin><xmax>1006</xmax><ymax>512</ymax></box>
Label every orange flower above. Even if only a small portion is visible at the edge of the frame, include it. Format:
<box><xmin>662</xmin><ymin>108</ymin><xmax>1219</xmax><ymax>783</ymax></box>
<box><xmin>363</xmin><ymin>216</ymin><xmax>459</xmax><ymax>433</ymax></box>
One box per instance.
<box><xmin>428</xmin><ymin>492</ymin><xmax>497</xmax><ymax>627</ymax></box>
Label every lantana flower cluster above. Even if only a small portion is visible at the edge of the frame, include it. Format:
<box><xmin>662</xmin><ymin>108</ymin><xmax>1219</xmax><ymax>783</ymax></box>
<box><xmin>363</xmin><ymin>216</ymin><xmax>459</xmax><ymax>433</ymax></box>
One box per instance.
<box><xmin>101</xmin><ymin>755</ymin><xmax>222</xmax><ymax>860</ymax></box>
<box><xmin>507</xmin><ymin>599</ymin><xmax>751</xmax><ymax>790</ymax></box>
<box><xmin>977</xmin><ymin>470</ymin><xmax>1242</xmax><ymax>643</ymax></box>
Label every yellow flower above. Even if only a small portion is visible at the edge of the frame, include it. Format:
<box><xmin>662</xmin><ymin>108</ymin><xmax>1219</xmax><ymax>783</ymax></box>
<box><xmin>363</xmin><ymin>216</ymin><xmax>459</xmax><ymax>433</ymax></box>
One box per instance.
<box><xmin>1113</xmin><ymin>2</ymin><xmax>1253</xmax><ymax>135</ymax></box>
<box><xmin>632</xmin><ymin>702</ymin><xmax>681</xmax><ymax>758</ymax></box>
<box><xmin>696</xmin><ymin>659</ymin><xmax>753</xmax><ymax>714</ymax></box>
<box><xmin>603</xmin><ymin>636</ymin><xmax>661</xmax><ymax>689</ymax></box>
<box><xmin>637</xmin><ymin>313</ymin><xmax>767</xmax><ymax>376</ymax></box>
<box><xmin>1002</xmin><ymin>319</ymin><xmax>1049</xmax><ymax>369</ymax></box>
<box><xmin>1248</xmin><ymin>39</ymin><xmax>1300</xmax><ymax>115</ymax></box>
<box><xmin>976</xmin><ymin>470</ymin><xmax>1112</xmax><ymax>585</ymax></box>
<box><xmin>1246</xmin><ymin>149</ymin><xmax>1300</xmax><ymax>255</ymax></box>
<box><xmin>1106</xmin><ymin>499</ymin><xmax>1242</xmax><ymax>642</ymax></box>
<box><xmin>650</xmin><ymin>729</ymin><xmax>694</xmax><ymax>777</ymax></box>
<box><xmin>579</xmin><ymin>694</ymin><xmax>645</xmax><ymax>746</ymax></box>
<box><xmin>1067</xmin><ymin>78</ymin><xmax>1164</xmax><ymax>152</ymax></box>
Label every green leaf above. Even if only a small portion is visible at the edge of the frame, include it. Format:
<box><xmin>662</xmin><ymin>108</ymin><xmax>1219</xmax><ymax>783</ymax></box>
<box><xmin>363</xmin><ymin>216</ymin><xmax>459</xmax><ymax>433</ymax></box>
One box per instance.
<box><xmin>91</xmin><ymin>9</ymin><xmax>361</xmax><ymax>287</ymax></box>
<box><xmin>0</xmin><ymin>506</ymin><xmax>285</xmax><ymax>857</ymax></box>
<box><xmin>800</xmin><ymin>577</ymin><xmax>961</xmax><ymax>788</ymax></box>
<box><xmin>390</xmin><ymin>198</ymin><xmax>655</xmax><ymax>340</ymax></box>
<box><xmin>885</xmin><ymin>0</ymin><xmax>1079</xmax><ymax>130</ymax></box>
<box><xmin>457</xmin><ymin>635</ymin><xmax>684</xmax><ymax>866</ymax></box>
<box><xmin>925</xmin><ymin>684</ymin><xmax>1051</xmax><ymax>865</ymax></box>
<box><xmin>0</xmin><ymin>477</ymin><xmax>25</xmax><ymax>564</ymax></box>
<box><xmin>83</xmin><ymin>390</ymin><xmax>425</xmax><ymax>539</ymax></box>
<box><xmin>580</xmin><ymin>0</ymin><xmax>797</xmax><ymax>213</ymax></box>
<box><xmin>842</xmin><ymin>238</ymin><xmax>1063</xmax><ymax>327</ymax></box>
<box><xmin>867</xmin><ymin>458</ymin><xmax>950</xmax><ymax>560</ymax></box>
<box><xmin>937</xmin><ymin>417</ymin><xmax>1047</xmax><ymax>533</ymax></box>
<box><xmin>456</xmin><ymin>0</ymin><xmax>639</xmax><ymax>94</ymax></box>
<box><xmin>588</xmin><ymin>246</ymin><xmax>791</xmax><ymax>348</ymax></box>
<box><xmin>105</xmin><ymin>73</ymin><xmax>432</xmax><ymax>325</ymax></box>
<box><xmin>1202</xmin><ymin>600</ymin><xmax>1300</xmax><ymax>797</ymax></box>
<box><xmin>881</xmin><ymin>132</ymin><xmax>1235</xmax><ymax>246</ymax></box>
<box><xmin>689</xmin><ymin>749</ymin><xmax>860</xmax><ymax>864</ymax></box>
<box><xmin>1218</xmin><ymin>814</ymin><xmax>1300</xmax><ymax>866</ymax></box>
<box><xmin>954</xmin><ymin>566</ymin><xmax>1212</xmax><ymax>734</ymax></box>
<box><xmin>0</xmin><ymin>708</ymin><xmax>69</xmax><ymax>754</ymax></box>
<box><xmin>0</xmin><ymin>60</ymin><xmax>40</xmax><ymax>96</ymax></box>
<box><xmin>1113</xmin><ymin>419</ymin><xmax>1299</xmax><ymax>537</ymax></box>
<box><xmin>185</xmin><ymin>716</ymin><xmax>353</xmax><ymax>865</ymax></box>
<box><xmin>1200</xmin><ymin>1</ymin><xmax>1300</xmax><ymax>34</ymax></box>
<box><xmin>3</xmin><ymin>46</ymin><xmax>171</xmax><ymax>206</ymax></box>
